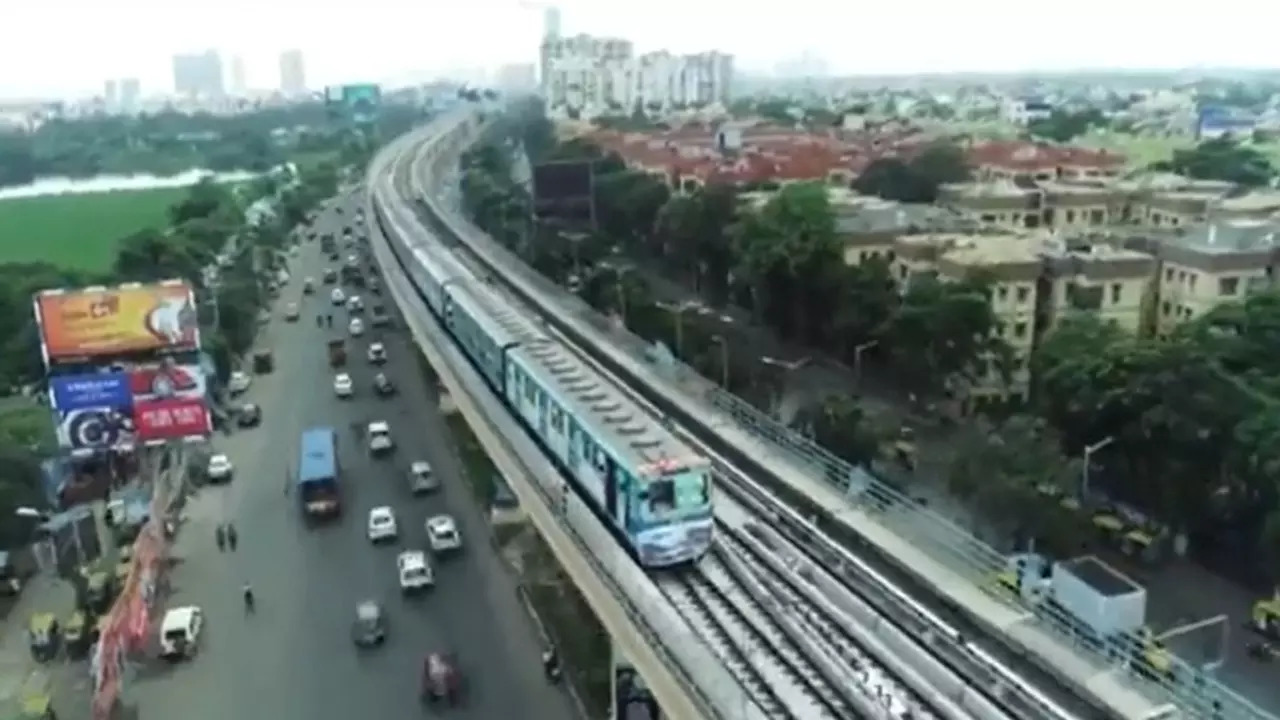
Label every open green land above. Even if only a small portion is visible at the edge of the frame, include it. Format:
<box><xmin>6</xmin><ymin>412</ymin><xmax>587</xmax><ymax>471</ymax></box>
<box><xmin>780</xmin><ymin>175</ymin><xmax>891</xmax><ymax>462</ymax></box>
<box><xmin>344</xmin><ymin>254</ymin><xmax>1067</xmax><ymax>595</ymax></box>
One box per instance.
<box><xmin>0</xmin><ymin>187</ymin><xmax>188</xmax><ymax>272</ymax></box>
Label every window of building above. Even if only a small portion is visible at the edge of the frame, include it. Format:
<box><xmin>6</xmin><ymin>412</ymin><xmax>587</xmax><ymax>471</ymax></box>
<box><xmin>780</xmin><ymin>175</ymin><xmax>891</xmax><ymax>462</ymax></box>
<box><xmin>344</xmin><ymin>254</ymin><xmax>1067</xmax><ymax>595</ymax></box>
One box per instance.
<box><xmin>1219</xmin><ymin>276</ymin><xmax>1239</xmax><ymax>296</ymax></box>
<box><xmin>1161</xmin><ymin>301</ymin><xmax>1172</xmax><ymax>316</ymax></box>
<box><xmin>1016</xmin><ymin>286</ymin><xmax>1030</xmax><ymax>303</ymax></box>
<box><xmin>1110</xmin><ymin>283</ymin><xmax>1122</xmax><ymax>304</ymax></box>
<box><xmin>1165</xmin><ymin>268</ymin><xmax>1175</xmax><ymax>283</ymax></box>
<box><xmin>1090</xmin><ymin>209</ymin><xmax>1104</xmax><ymax>224</ymax></box>
<box><xmin>1013</xmin><ymin>322</ymin><xmax>1027</xmax><ymax>339</ymax></box>
<box><xmin>1188</xmin><ymin>274</ymin><xmax>1197</xmax><ymax>290</ymax></box>
<box><xmin>996</xmin><ymin>286</ymin><xmax>1009</xmax><ymax>301</ymax></box>
<box><xmin>1065</xmin><ymin>209</ymin><xmax>1076</xmax><ymax>223</ymax></box>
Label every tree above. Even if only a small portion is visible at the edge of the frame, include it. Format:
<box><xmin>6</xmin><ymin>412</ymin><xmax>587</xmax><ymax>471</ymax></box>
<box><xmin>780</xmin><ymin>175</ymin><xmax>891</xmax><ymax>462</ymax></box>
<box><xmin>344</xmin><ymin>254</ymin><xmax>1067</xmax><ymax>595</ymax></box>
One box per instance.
<box><xmin>946</xmin><ymin>415</ymin><xmax>1085</xmax><ymax>552</ymax></box>
<box><xmin>732</xmin><ymin>181</ymin><xmax>842</xmax><ymax>345</ymax></box>
<box><xmin>1151</xmin><ymin>138</ymin><xmax>1275</xmax><ymax>187</ymax></box>
<box><xmin>1026</xmin><ymin>109</ymin><xmax>1107</xmax><ymax>143</ymax></box>
<box><xmin>792</xmin><ymin>394</ymin><xmax>881</xmax><ymax>472</ymax></box>
<box><xmin>881</xmin><ymin>273</ymin><xmax>1002</xmax><ymax>397</ymax></box>
<box><xmin>852</xmin><ymin>141</ymin><xmax>971</xmax><ymax>203</ymax></box>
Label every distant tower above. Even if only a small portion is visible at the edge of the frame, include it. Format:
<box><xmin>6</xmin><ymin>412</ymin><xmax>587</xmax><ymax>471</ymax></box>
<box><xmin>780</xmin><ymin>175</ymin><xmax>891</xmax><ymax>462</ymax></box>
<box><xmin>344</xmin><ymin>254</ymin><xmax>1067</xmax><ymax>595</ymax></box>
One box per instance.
<box><xmin>543</xmin><ymin>7</ymin><xmax>562</xmax><ymax>39</ymax></box>
<box><xmin>229</xmin><ymin>55</ymin><xmax>247</xmax><ymax>95</ymax></box>
<box><xmin>279</xmin><ymin>50</ymin><xmax>307</xmax><ymax>96</ymax></box>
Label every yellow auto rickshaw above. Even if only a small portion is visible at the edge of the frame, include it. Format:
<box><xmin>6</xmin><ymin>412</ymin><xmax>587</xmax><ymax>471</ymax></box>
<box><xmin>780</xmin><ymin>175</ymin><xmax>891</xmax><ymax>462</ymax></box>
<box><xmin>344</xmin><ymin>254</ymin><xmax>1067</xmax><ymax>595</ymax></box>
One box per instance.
<box><xmin>27</xmin><ymin>613</ymin><xmax>60</xmax><ymax>662</ymax></box>
<box><xmin>19</xmin><ymin>693</ymin><xmax>58</xmax><ymax>720</ymax></box>
<box><xmin>63</xmin><ymin>611</ymin><xmax>88</xmax><ymax>659</ymax></box>
<box><xmin>86</xmin><ymin>571</ymin><xmax>115</xmax><ymax>613</ymax></box>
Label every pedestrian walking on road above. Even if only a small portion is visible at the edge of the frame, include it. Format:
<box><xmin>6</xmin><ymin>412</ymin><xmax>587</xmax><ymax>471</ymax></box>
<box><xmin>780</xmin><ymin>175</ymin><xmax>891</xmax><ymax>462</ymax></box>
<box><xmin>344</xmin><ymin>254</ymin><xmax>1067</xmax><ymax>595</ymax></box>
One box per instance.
<box><xmin>226</xmin><ymin>523</ymin><xmax>238</xmax><ymax>551</ymax></box>
<box><xmin>215</xmin><ymin>524</ymin><xmax>226</xmax><ymax>552</ymax></box>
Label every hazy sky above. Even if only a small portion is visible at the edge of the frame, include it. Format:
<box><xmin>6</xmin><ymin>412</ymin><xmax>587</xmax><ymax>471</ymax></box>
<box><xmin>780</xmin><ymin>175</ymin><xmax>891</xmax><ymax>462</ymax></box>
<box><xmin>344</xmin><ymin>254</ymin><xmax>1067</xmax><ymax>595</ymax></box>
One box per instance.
<box><xmin>3</xmin><ymin>0</ymin><xmax>1278</xmax><ymax>98</ymax></box>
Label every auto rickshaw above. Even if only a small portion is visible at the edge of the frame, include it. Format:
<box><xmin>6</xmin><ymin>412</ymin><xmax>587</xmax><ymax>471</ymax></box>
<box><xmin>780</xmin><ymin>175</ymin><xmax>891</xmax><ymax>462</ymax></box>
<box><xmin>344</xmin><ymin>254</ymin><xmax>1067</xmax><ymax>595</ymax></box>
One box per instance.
<box><xmin>19</xmin><ymin>693</ymin><xmax>58</xmax><ymax>719</ymax></box>
<box><xmin>28</xmin><ymin>613</ymin><xmax>60</xmax><ymax>662</ymax></box>
<box><xmin>63</xmin><ymin>611</ymin><xmax>88</xmax><ymax>659</ymax></box>
<box><xmin>1250</xmin><ymin>596</ymin><xmax>1280</xmax><ymax>638</ymax></box>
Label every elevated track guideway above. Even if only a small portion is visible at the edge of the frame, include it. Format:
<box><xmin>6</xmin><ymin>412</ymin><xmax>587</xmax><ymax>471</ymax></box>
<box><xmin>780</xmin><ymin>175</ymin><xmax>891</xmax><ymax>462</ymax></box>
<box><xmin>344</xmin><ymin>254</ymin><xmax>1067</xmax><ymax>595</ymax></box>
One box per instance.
<box><xmin>367</xmin><ymin>112</ymin><xmax>1118</xmax><ymax>719</ymax></box>
<box><xmin>398</xmin><ymin>107</ymin><xmax>1280</xmax><ymax>720</ymax></box>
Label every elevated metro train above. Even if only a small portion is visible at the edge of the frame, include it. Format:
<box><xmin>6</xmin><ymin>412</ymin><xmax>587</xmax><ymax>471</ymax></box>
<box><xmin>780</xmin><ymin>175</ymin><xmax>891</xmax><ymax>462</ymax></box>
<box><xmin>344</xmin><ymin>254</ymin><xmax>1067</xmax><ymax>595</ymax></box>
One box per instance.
<box><xmin>371</xmin><ymin>157</ymin><xmax>714</xmax><ymax>568</ymax></box>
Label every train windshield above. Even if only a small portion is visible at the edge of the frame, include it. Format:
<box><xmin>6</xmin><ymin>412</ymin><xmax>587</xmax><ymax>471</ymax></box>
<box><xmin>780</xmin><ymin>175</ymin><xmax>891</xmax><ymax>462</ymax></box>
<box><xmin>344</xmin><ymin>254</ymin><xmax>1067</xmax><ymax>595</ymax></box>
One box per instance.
<box><xmin>641</xmin><ymin>471</ymin><xmax>710</xmax><ymax>522</ymax></box>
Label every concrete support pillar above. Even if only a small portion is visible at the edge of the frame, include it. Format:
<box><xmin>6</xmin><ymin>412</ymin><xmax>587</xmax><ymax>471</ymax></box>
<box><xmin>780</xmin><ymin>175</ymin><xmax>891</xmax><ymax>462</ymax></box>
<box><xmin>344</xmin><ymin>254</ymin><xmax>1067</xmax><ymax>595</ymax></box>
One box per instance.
<box><xmin>612</xmin><ymin>640</ymin><xmax>662</xmax><ymax>720</ymax></box>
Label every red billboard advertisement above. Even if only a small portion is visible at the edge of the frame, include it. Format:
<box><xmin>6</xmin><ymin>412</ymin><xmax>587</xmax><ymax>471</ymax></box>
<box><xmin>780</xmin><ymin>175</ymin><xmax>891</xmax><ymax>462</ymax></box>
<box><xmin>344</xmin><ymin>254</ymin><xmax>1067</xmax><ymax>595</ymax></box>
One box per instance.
<box><xmin>33</xmin><ymin>280</ymin><xmax>199</xmax><ymax>361</ymax></box>
<box><xmin>133</xmin><ymin>397</ymin><xmax>211</xmax><ymax>441</ymax></box>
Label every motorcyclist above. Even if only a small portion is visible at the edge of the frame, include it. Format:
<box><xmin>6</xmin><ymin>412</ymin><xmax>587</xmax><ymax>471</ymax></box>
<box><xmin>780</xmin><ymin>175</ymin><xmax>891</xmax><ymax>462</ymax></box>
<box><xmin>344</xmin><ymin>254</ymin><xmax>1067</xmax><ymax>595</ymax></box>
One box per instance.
<box><xmin>242</xmin><ymin>583</ymin><xmax>255</xmax><ymax>612</ymax></box>
<box><xmin>215</xmin><ymin>524</ymin><xmax>226</xmax><ymax>552</ymax></box>
<box><xmin>326</xmin><ymin>314</ymin><xmax>333</xmax><ymax>328</ymax></box>
<box><xmin>316</xmin><ymin>314</ymin><xmax>323</xmax><ymax>327</ymax></box>
<box><xmin>226</xmin><ymin>523</ymin><xmax>238</xmax><ymax>551</ymax></box>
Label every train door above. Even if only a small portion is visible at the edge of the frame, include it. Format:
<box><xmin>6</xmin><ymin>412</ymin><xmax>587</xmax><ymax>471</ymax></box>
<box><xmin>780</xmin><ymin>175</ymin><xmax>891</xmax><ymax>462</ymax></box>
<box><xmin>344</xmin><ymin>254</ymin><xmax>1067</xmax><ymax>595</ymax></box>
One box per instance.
<box><xmin>605</xmin><ymin>466</ymin><xmax>621</xmax><ymax>525</ymax></box>
<box><xmin>567</xmin><ymin>420</ymin><xmax>582</xmax><ymax>476</ymax></box>
<box><xmin>537</xmin><ymin>389</ymin><xmax>549</xmax><ymax>438</ymax></box>
<box><xmin>602</xmin><ymin>457</ymin><xmax>620</xmax><ymax>525</ymax></box>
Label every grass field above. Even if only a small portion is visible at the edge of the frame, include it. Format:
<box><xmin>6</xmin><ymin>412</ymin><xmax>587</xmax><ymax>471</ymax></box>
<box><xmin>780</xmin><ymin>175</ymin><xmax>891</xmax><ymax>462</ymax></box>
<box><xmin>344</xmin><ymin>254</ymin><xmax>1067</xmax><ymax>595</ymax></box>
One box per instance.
<box><xmin>0</xmin><ymin>187</ymin><xmax>188</xmax><ymax>271</ymax></box>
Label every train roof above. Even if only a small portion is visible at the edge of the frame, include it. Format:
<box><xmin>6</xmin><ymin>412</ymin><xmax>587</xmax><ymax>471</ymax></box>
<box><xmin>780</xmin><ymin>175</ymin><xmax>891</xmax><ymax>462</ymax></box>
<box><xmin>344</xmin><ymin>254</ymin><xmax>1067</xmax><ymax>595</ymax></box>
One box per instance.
<box><xmin>413</xmin><ymin>241</ymin><xmax>469</xmax><ymax>286</ymax></box>
<box><xmin>508</xmin><ymin>338</ymin><xmax>706</xmax><ymax>479</ymax></box>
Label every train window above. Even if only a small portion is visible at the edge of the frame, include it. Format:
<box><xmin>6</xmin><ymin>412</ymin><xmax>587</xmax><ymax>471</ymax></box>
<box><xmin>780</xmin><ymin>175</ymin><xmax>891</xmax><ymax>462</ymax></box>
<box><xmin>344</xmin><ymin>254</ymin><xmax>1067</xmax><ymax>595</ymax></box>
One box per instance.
<box><xmin>582</xmin><ymin>438</ymin><xmax>593</xmax><ymax>463</ymax></box>
<box><xmin>594</xmin><ymin>448</ymin><xmax>607</xmax><ymax>472</ymax></box>
<box><xmin>648</xmin><ymin>480</ymin><xmax>676</xmax><ymax>513</ymax></box>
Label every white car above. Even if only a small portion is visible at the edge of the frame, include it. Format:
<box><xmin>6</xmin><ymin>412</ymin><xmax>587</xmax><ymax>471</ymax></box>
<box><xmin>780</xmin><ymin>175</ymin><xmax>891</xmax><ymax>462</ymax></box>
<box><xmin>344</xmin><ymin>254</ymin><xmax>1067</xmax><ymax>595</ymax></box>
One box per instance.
<box><xmin>409</xmin><ymin>461</ymin><xmax>437</xmax><ymax>494</ymax></box>
<box><xmin>206</xmin><ymin>453</ymin><xmax>233</xmax><ymax>483</ymax></box>
<box><xmin>397</xmin><ymin>550</ymin><xmax>434</xmax><ymax>592</ymax></box>
<box><xmin>426</xmin><ymin>515</ymin><xmax>463</xmax><ymax>554</ymax></box>
<box><xmin>227</xmin><ymin>371</ymin><xmax>251</xmax><ymax>396</ymax></box>
<box><xmin>347</xmin><ymin>295</ymin><xmax>364</xmax><ymax>313</ymax></box>
<box><xmin>159</xmin><ymin>606</ymin><xmax>204</xmax><ymax>659</ymax></box>
<box><xmin>367</xmin><ymin>342</ymin><xmax>386</xmax><ymax>364</ymax></box>
<box><xmin>367</xmin><ymin>421</ymin><xmax>394</xmax><ymax>454</ymax></box>
<box><xmin>283</xmin><ymin>302</ymin><xmax>300</xmax><ymax>321</ymax></box>
<box><xmin>367</xmin><ymin>506</ymin><xmax>398</xmax><ymax>542</ymax></box>
<box><xmin>331</xmin><ymin>287</ymin><xmax>346</xmax><ymax>305</ymax></box>
<box><xmin>333</xmin><ymin>373</ymin><xmax>354</xmax><ymax>398</ymax></box>
<box><xmin>348</xmin><ymin>317</ymin><xmax>365</xmax><ymax>337</ymax></box>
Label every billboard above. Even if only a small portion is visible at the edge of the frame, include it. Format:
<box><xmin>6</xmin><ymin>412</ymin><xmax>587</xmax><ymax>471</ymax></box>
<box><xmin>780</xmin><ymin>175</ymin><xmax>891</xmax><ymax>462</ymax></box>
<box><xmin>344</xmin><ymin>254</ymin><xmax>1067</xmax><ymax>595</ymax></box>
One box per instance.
<box><xmin>34</xmin><ymin>281</ymin><xmax>200</xmax><ymax>361</ymax></box>
<box><xmin>49</xmin><ymin>360</ymin><xmax>211</xmax><ymax>453</ymax></box>
<box><xmin>533</xmin><ymin>160</ymin><xmax>595</xmax><ymax>227</ymax></box>
<box><xmin>326</xmin><ymin>83</ymin><xmax>381</xmax><ymax>124</ymax></box>
<box><xmin>127</xmin><ymin>360</ymin><xmax>207</xmax><ymax>403</ymax></box>
<box><xmin>133</xmin><ymin>397</ymin><xmax>211</xmax><ymax>442</ymax></box>
<box><xmin>56</xmin><ymin>406</ymin><xmax>136</xmax><ymax>454</ymax></box>
<box><xmin>50</xmin><ymin>372</ymin><xmax>131</xmax><ymax>412</ymax></box>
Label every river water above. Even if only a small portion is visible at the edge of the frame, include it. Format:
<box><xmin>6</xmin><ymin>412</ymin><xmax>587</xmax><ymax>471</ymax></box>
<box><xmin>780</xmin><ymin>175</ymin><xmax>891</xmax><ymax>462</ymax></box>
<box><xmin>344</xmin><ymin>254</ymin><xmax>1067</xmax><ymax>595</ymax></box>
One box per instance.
<box><xmin>0</xmin><ymin>169</ymin><xmax>266</xmax><ymax>202</ymax></box>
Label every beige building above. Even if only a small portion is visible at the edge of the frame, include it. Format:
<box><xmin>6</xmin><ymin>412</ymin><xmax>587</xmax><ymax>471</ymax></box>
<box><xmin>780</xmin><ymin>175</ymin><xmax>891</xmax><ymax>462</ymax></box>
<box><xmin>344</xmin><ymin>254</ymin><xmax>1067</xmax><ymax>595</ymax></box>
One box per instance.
<box><xmin>891</xmin><ymin>231</ymin><xmax>1157</xmax><ymax>412</ymax></box>
<box><xmin>1154</xmin><ymin>219</ymin><xmax>1280</xmax><ymax>335</ymax></box>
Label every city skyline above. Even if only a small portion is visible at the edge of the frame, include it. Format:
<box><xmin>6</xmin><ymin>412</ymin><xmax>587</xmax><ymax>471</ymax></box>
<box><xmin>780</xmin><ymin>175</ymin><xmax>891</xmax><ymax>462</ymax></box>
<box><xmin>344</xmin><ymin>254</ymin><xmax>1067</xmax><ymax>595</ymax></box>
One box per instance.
<box><xmin>1</xmin><ymin>0</ymin><xmax>1278</xmax><ymax>98</ymax></box>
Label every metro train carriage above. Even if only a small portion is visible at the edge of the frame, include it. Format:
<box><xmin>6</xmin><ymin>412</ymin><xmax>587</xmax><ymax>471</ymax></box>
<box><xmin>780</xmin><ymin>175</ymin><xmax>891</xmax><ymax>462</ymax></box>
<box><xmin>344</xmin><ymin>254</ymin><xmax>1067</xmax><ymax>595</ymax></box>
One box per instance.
<box><xmin>443</xmin><ymin>283</ymin><xmax>523</xmax><ymax>391</ymax></box>
<box><xmin>502</xmin><ymin>341</ymin><xmax>714</xmax><ymax>567</ymax></box>
<box><xmin>373</xmin><ymin>152</ymin><xmax>714</xmax><ymax>568</ymax></box>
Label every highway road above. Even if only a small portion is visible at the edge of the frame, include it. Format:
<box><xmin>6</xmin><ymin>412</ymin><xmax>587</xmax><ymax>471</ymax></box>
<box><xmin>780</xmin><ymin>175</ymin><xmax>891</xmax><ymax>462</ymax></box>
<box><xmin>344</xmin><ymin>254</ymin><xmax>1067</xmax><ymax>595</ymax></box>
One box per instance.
<box><xmin>127</xmin><ymin>192</ymin><xmax>576</xmax><ymax>720</ymax></box>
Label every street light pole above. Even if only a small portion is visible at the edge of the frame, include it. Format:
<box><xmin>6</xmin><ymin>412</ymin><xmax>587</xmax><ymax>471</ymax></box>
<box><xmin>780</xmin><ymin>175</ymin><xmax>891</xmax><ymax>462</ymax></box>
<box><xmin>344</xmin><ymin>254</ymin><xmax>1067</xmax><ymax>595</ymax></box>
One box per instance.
<box><xmin>761</xmin><ymin>356</ymin><xmax>811</xmax><ymax>419</ymax></box>
<box><xmin>712</xmin><ymin>335</ymin><xmax>729</xmax><ymax>388</ymax></box>
<box><xmin>1081</xmin><ymin>436</ymin><xmax>1115</xmax><ymax>499</ymax></box>
<box><xmin>656</xmin><ymin>301</ymin><xmax>698</xmax><ymax>357</ymax></box>
<box><xmin>853</xmin><ymin>340</ymin><xmax>878</xmax><ymax>384</ymax></box>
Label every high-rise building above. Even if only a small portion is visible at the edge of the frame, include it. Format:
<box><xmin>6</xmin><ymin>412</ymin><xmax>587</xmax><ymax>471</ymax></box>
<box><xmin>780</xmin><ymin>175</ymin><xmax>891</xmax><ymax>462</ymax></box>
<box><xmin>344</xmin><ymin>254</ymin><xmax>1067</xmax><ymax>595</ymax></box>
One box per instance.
<box><xmin>279</xmin><ymin>50</ymin><xmax>307</xmax><ymax>96</ymax></box>
<box><xmin>172</xmin><ymin>50</ymin><xmax>224</xmax><ymax>97</ymax></box>
<box><xmin>103</xmin><ymin>80</ymin><xmax>118</xmax><ymax>106</ymax></box>
<box><xmin>120</xmin><ymin>78</ymin><xmax>141</xmax><ymax>111</ymax></box>
<box><xmin>229</xmin><ymin>55</ymin><xmax>247</xmax><ymax>95</ymax></box>
<box><xmin>543</xmin><ymin>7</ymin><xmax>562</xmax><ymax>39</ymax></box>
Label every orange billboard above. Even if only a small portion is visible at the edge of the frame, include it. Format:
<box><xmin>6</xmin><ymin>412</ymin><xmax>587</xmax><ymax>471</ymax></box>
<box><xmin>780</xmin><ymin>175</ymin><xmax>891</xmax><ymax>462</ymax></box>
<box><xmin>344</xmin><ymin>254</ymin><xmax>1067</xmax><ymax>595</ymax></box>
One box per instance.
<box><xmin>34</xmin><ymin>281</ymin><xmax>200</xmax><ymax>360</ymax></box>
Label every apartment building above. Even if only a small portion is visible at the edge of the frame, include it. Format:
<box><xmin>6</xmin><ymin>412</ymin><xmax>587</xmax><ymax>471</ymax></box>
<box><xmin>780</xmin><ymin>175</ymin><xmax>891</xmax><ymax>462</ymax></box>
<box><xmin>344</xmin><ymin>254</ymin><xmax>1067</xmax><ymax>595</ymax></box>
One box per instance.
<box><xmin>539</xmin><ymin>33</ymin><xmax>733</xmax><ymax>118</ymax></box>
<box><xmin>1153</xmin><ymin>219</ymin><xmax>1280</xmax><ymax>334</ymax></box>
<box><xmin>891</xmin><ymin>231</ymin><xmax>1156</xmax><ymax>411</ymax></box>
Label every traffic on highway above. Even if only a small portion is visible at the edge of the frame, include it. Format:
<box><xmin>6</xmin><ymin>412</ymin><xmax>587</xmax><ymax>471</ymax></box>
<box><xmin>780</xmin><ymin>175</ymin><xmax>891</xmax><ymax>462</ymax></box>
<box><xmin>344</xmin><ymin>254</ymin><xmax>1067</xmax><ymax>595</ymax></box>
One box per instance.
<box><xmin>126</xmin><ymin>190</ymin><xmax>575</xmax><ymax>720</ymax></box>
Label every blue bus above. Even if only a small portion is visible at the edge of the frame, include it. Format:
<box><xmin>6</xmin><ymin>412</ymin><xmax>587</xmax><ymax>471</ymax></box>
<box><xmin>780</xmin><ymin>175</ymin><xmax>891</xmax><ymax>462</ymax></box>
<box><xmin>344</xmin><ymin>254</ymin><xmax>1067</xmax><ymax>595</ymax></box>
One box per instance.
<box><xmin>297</xmin><ymin>427</ymin><xmax>340</xmax><ymax>518</ymax></box>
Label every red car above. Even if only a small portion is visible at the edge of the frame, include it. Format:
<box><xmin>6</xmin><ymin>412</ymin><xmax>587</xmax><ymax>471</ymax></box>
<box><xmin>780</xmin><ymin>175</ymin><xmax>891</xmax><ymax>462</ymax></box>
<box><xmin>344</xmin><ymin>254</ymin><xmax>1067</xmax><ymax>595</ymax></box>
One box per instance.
<box><xmin>421</xmin><ymin>651</ymin><xmax>462</xmax><ymax>706</ymax></box>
